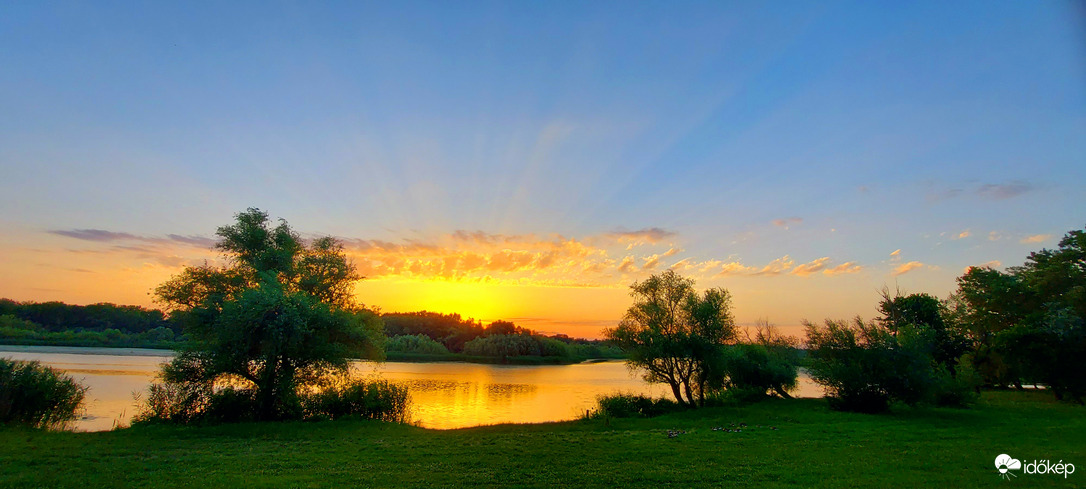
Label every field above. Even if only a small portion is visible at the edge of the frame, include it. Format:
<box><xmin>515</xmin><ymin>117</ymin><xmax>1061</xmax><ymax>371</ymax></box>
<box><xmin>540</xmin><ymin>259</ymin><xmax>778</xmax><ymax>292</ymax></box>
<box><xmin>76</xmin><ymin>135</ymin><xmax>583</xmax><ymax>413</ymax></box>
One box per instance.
<box><xmin>1</xmin><ymin>391</ymin><xmax>1081</xmax><ymax>488</ymax></box>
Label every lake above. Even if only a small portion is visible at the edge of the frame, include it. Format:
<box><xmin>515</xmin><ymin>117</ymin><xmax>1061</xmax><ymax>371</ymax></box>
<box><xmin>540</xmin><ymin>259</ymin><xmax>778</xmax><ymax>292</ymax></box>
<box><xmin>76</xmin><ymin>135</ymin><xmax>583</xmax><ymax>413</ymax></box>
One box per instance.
<box><xmin>0</xmin><ymin>345</ymin><xmax>824</xmax><ymax>431</ymax></box>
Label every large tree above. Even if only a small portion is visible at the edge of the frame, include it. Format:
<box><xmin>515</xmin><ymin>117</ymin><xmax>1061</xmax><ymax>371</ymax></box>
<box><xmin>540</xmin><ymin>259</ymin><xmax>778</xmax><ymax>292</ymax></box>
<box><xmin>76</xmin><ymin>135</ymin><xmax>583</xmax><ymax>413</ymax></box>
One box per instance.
<box><xmin>154</xmin><ymin>208</ymin><xmax>383</xmax><ymax>420</ymax></box>
<box><xmin>605</xmin><ymin>270</ymin><xmax>736</xmax><ymax>407</ymax></box>
<box><xmin>950</xmin><ymin>226</ymin><xmax>1086</xmax><ymax>401</ymax></box>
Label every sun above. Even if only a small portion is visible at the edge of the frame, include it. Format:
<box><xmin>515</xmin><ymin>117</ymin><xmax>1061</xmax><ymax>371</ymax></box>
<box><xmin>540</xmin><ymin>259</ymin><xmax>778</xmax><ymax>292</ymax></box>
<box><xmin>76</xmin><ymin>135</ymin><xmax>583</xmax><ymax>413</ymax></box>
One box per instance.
<box><xmin>355</xmin><ymin>278</ymin><xmax>506</xmax><ymax>323</ymax></box>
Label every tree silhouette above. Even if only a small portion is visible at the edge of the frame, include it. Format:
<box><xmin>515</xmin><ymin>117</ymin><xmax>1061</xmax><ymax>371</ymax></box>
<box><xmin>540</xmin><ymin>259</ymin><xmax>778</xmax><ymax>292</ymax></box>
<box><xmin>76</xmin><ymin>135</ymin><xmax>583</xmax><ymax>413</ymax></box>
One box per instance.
<box><xmin>605</xmin><ymin>270</ymin><xmax>736</xmax><ymax>407</ymax></box>
<box><xmin>153</xmin><ymin>208</ymin><xmax>383</xmax><ymax>420</ymax></box>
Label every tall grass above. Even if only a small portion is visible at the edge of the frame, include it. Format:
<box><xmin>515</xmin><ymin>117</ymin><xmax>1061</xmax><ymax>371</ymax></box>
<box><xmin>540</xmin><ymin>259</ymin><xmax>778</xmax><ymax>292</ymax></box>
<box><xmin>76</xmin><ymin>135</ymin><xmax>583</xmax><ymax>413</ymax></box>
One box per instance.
<box><xmin>585</xmin><ymin>393</ymin><xmax>681</xmax><ymax>419</ymax></box>
<box><xmin>0</xmin><ymin>358</ymin><xmax>87</xmax><ymax>429</ymax></box>
<box><xmin>134</xmin><ymin>377</ymin><xmax>411</xmax><ymax>425</ymax></box>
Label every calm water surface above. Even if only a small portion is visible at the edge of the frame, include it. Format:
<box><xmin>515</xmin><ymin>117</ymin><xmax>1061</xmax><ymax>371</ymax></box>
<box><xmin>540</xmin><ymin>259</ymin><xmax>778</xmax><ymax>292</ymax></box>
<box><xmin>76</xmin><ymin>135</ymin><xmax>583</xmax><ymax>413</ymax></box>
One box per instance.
<box><xmin>1</xmin><ymin>345</ymin><xmax>823</xmax><ymax>431</ymax></box>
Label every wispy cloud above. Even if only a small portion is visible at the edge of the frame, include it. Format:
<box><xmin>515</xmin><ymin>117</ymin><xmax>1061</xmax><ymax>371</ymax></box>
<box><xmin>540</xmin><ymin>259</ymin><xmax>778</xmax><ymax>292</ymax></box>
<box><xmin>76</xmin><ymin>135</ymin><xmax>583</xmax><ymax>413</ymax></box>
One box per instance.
<box><xmin>716</xmin><ymin>256</ymin><xmax>796</xmax><ymax>276</ymax></box>
<box><xmin>954</xmin><ymin>230</ymin><xmax>971</xmax><ymax>240</ymax></box>
<box><xmin>603</xmin><ymin>227</ymin><xmax>676</xmax><ymax>246</ymax></box>
<box><xmin>977</xmin><ymin>181</ymin><xmax>1034</xmax><ymax>200</ymax></box>
<box><xmin>790</xmin><ymin>257</ymin><xmax>829</xmax><ymax>277</ymax></box>
<box><xmin>641</xmin><ymin>248</ymin><xmax>681</xmax><ymax>271</ymax></box>
<box><xmin>47</xmin><ymin>225</ymin><xmax>868</xmax><ymax>287</ymax></box>
<box><xmin>771</xmin><ymin>217</ymin><xmax>803</xmax><ymax>229</ymax></box>
<box><xmin>50</xmin><ymin>229</ymin><xmax>141</xmax><ymax>242</ymax></box>
<box><xmin>1020</xmin><ymin>234</ymin><xmax>1051</xmax><ymax>244</ymax></box>
<box><xmin>824</xmin><ymin>262</ymin><xmax>863</xmax><ymax>275</ymax></box>
<box><xmin>49</xmin><ymin>228</ymin><xmax>219</xmax><ymax>268</ymax></box>
<box><xmin>927</xmin><ymin>180</ymin><xmax>1036</xmax><ymax>202</ymax></box>
<box><xmin>889</xmin><ymin>249</ymin><xmax>901</xmax><ymax>257</ymax></box>
<box><xmin>892</xmin><ymin>261</ymin><xmax>929</xmax><ymax>276</ymax></box>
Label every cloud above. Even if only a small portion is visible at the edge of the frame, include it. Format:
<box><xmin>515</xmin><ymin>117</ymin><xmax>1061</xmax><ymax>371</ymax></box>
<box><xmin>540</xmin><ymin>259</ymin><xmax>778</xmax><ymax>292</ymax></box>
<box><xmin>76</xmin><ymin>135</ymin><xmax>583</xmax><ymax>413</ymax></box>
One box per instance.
<box><xmin>988</xmin><ymin>231</ymin><xmax>1002</xmax><ymax>241</ymax></box>
<box><xmin>603</xmin><ymin>228</ymin><xmax>676</xmax><ymax>246</ymax></box>
<box><xmin>641</xmin><ymin>248</ymin><xmax>681</xmax><ymax>271</ymax></box>
<box><xmin>823</xmin><ymin>262</ymin><xmax>863</xmax><ymax>275</ymax></box>
<box><xmin>52</xmin><ymin>229</ymin><xmax>217</xmax><ymax>248</ymax></box>
<box><xmin>927</xmin><ymin>180</ymin><xmax>1036</xmax><ymax>202</ymax></box>
<box><xmin>954</xmin><ymin>230</ymin><xmax>971</xmax><ymax>240</ymax></box>
<box><xmin>50</xmin><ymin>229</ymin><xmax>140</xmax><ymax>242</ymax></box>
<box><xmin>892</xmin><ymin>261</ymin><xmax>928</xmax><ymax>276</ymax></box>
<box><xmin>46</xmin><ymin>225</ymin><xmax>868</xmax><ymax>288</ymax></box>
<box><xmin>977</xmin><ymin>181</ymin><xmax>1034</xmax><ymax>200</ymax></box>
<box><xmin>889</xmin><ymin>249</ymin><xmax>901</xmax><ymax>257</ymax></box>
<box><xmin>771</xmin><ymin>217</ymin><xmax>803</xmax><ymax>229</ymax></box>
<box><xmin>790</xmin><ymin>257</ymin><xmax>830</xmax><ymax>277</ymax></box>
<box><xmin>1020</xmin><ymin>234</ymin><xmax>1051</xmax><ymax>244</ymax></box>
<box><xmin>49</xmin><ymin>228</ymin><xmax>219</xmax><ymax>270</ymax></box>
<box><xmin>716</xmin><ymin>256</ymin><xmax>795</xmax><ymax>277</ymax></box>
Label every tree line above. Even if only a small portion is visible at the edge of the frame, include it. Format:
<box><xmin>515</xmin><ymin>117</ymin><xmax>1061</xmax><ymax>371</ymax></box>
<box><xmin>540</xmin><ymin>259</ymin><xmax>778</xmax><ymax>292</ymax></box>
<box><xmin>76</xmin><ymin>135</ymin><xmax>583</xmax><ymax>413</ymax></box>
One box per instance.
<box><xmin>606</xmin><ymin>225</ymin><xmax>1085</xmax><ymax>414</ymax></box>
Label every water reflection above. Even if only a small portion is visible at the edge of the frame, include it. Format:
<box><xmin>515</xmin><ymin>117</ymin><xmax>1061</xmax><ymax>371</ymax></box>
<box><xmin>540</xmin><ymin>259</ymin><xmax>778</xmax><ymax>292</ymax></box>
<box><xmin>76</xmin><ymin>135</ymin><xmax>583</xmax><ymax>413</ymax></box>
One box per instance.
<box><xmin>1</xmin><ymin>346</ymin><xmax>823</xmax><ymax>431</ymax></box>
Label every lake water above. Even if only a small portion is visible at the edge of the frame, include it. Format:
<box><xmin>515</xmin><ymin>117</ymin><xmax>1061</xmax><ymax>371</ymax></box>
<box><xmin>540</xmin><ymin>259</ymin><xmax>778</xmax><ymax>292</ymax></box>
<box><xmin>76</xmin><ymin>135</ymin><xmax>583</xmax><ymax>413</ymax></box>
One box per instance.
<box><xmin>0</xmin><ymin>345</ymin><xmax>823</xmax><ymax>431</ymax></box>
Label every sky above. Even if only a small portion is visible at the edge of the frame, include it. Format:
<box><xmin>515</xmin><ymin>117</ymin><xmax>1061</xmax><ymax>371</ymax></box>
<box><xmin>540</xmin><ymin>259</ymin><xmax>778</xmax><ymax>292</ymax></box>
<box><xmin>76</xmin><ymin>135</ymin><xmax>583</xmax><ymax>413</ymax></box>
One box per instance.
<box><xmin>1</xmin><ymin>1</ymin><xmax>1083</xmax><ymax>338</ymax></box>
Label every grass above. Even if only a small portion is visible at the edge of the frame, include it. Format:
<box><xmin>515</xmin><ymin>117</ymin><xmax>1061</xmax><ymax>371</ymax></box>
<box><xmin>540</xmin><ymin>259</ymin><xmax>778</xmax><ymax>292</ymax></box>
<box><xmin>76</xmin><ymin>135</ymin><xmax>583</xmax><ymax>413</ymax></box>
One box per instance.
<box><xmin>1</xmin><ymin>390</ymin><xmax>1082</xmax><ymax>488</ymax></box>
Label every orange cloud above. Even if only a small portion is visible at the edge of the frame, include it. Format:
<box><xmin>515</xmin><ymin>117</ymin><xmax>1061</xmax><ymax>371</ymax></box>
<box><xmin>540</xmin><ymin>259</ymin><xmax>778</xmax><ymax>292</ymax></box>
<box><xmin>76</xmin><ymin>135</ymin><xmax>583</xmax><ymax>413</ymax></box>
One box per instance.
<box><xmin>641</xmin><ymin>247</ymin><xmax>681</xmax><ymax>271</ymax></box>
<box><xmin>955</xmin><ymin>230</ymin><xmax>971</xmax><ymax>239</ymax></box>
<box><xmin>715</xmin><ymin>256</ymin><xmax>795</xmax><ymax>277</ymax></box>
<box><xmin>771</xmin><ymin>217</ymin><xmax>803</xmax><ymax>229</ymax></box>
<box><xmin>824</xmin><ymin>262</ymin><xmax>863</xmax><ymax>275</ymax></box>
<box><xmin>892</xmin><ymin>261</ymin><xmax>927</xmax><ymax>276</ymax></box>
<box><xmin>790</xmin><ymin>257</ymin><xmax>830</xmax><ymax>277</ymax></box>
<box><xmin>1020</xmin><ymin>234</ymin><xmax>1051</xmax><ymax>244</ymax></box>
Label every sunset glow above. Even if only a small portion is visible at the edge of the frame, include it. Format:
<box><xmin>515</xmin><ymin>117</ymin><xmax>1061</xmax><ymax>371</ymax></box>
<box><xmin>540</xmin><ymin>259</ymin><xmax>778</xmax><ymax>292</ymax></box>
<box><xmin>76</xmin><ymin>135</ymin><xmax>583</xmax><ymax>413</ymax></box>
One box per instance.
<box><xmin>1</xmin><ymin>2</ymin><xmax>1083</xmax><ymax>339</ymax></box>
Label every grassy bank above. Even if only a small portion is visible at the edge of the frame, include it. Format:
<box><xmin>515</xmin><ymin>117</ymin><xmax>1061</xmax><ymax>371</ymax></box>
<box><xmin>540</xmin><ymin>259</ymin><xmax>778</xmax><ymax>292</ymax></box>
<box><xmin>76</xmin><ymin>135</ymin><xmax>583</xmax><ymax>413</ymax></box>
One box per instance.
<box><xmin>1</xmin><ymin>390</ymin><xmax>1081</xmax><ymax>488</ymax></box>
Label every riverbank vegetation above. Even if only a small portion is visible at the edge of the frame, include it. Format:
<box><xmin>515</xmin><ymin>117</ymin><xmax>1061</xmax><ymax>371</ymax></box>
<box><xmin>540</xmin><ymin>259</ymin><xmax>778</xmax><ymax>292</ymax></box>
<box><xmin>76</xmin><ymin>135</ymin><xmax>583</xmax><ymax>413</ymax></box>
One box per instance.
<box><xmin>0</xmin><ymin>358</ymin><xmax>86</xmax><ymax>429</ymax></box>
<box><xmin>1</xmin><ymin>390</ymin><xmax>1080</xmax><ymax>488</ymax></box>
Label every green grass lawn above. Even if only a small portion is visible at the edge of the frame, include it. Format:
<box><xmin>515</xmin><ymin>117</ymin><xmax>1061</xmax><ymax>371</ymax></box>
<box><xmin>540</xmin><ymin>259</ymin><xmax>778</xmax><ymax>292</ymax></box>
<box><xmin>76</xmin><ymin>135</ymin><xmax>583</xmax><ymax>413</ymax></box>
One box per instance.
<box><xmin>1</xmin><ymin>391</ymin><xmax>1081</xmax><ymax>488</ymax></box>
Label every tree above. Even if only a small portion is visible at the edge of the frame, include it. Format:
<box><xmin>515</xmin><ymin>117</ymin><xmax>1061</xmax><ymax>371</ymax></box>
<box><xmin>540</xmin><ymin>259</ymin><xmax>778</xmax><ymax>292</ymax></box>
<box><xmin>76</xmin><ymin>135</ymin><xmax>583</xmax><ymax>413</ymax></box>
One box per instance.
<box><xmin>604</xmin><ymin>270</ymin><xmax>737</xmax><ymax>407</ymax></box>
<box><xmin>805</xmin><ymin>318</ymin><xmax>937</xmax><ymax>413</ymax></box>
<box><xmin>877</xmin><ymin>290</ymin><xmax>970</xmax><ymax>374</ymax></box>
<box><xmin>152</xmin><ymin>208</ymin><xmax>384</xmax><ymax>420</ymax></box>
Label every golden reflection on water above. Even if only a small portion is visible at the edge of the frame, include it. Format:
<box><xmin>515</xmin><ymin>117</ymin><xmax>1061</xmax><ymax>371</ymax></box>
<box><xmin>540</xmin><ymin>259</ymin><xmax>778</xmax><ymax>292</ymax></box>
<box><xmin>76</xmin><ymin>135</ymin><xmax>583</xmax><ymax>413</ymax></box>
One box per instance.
<box><xmin>1</xmin><ymin>346</ymin><xmax>824</xmax><ymax>431</ymax></box>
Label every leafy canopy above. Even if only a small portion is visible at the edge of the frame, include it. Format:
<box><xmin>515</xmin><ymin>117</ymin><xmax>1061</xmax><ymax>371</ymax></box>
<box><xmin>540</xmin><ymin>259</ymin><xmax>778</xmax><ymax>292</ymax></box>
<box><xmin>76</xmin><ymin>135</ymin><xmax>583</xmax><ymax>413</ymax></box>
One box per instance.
<box><xmin>605</xmin><ymin>270</ymin><xmax>737</xmax><ymax>407</ymax></box>
<box><xmin>152</xmin><ymin>208</ymin><xmax>383</xmax><ymax>420</ymax></box>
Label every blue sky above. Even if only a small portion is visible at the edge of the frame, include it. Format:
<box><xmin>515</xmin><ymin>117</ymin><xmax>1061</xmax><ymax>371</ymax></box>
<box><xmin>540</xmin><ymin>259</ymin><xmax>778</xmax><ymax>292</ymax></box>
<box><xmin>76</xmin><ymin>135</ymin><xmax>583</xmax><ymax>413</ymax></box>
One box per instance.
<box><xmin>1</xmin><ymin>1</ymin><xmax>1083</xmax><ymax>335</ymax></box>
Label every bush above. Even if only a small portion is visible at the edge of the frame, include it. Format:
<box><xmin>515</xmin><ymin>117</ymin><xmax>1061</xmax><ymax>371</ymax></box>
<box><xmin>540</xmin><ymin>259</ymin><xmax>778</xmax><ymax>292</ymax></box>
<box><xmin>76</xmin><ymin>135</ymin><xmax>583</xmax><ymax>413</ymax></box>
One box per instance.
<box><xmin>133</xmin><ymin>381</ymin><xmax>211</xmax><ymax>425</ymax></box>
<box><xmin>462</xmin><ymin>334</ymin><xmax>542</xmax><ymax>358</ymax></box>
<box><xmin>386</xmin><ymin>334</ymin><xmax>450</xmax><ymax>355</ymax></box>
<box><xmin>302</xmin><ymin>379</ymin><xmax>410</xmax><ymax>423</ymax></box>
<box><xmin>587</xmin><ymin>394</ymin><xmax>681</xmax><ymax>419</ymax></box>
<box><xmin>0</xmin><ymin>358</ymin><xmax>87</xmax><ymax>429</ymax></box>
<box><xmin>931</xmin><ymin>361</ymin><xmax>981</xmax><ymax>408</ymax></box>
<box><xmin>718</xmin><ymin>344</ymin><xmax>799</xmax><ymax>401</ymax></box>
<box><xmin>135</xmin><ymin>377</ymin><xmax>410</xmax><ymax>425</ymax></box>
<box><xmin>805</xmin><ymin>318</ymin><xmax>938</xmax><ymax>413</ymax></box>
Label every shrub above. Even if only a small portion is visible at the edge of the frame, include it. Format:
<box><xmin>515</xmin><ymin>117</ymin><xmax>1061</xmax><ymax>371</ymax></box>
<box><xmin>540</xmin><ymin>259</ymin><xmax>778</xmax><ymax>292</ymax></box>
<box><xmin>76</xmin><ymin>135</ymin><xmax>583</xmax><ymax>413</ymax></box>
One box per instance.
<box><xmin>132</xmin><ymin>381</ymin><xmax>211</xmax><ymax>424</ymax></box>
<box><xmin>717</xmin><ymin>344</ymin><xmax>799</xmax><ymax>401</ymax></box>
<box><xmin>386</xmin><ymin>334</ymin><xmax>450</xmax><ymax>355</ymax></box>
<box><xmin>302</xmin><ymin>379</ymin><xmax>410</xmax><ymax>423</ymax></box>
<box><xmin>931</xmin><ymin>360</ymin><xmax>981</xmax><ymax>408</ymax></box>
<box><xmin>462</xmin><ymin>334</ymin><xmax>542</xmax><ymax>358</ymax></box>
<box><xmin>588</xmin><ymin>394</ymin><xmax>681</xmax><ymax>419</ymax></box>
<box><xmin>137</xmin><ymin>377</ymin><xmax>411</xmax><ymax>425</ymax></box>
<box><xmin>0</xmin><ymin>358</ymin><xmax>87</xmax><ymax>429</ymax></box>
<box><xmin>805</xmin><ymin>318</ymin><xmax>937</xmax><ymax>413</ymax></box>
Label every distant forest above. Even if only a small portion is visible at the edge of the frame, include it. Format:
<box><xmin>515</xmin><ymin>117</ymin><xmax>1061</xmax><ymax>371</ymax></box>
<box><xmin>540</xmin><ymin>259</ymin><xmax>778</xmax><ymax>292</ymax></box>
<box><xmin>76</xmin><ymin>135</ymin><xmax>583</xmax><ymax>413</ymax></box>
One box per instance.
<box><xmin>0</xmin><ymin>299</ymin><xmax>621</xmax><ymax>363</ymax></box>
